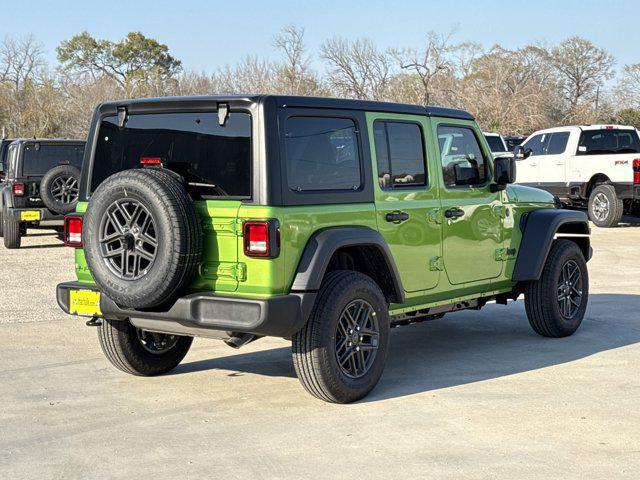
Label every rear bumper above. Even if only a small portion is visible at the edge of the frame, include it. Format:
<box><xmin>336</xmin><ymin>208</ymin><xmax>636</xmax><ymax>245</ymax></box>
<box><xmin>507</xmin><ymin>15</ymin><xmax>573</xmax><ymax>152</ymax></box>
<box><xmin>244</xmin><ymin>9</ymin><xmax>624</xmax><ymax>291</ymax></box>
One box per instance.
<box><xmin>7</xmin><ymin>207</ymin><xmax>62</xmax><ymax>222</ymax></box>
<box><xmin>56</xmin><ymin>281</ymin><xmax>316</xmax><ymax>338</ymax></box>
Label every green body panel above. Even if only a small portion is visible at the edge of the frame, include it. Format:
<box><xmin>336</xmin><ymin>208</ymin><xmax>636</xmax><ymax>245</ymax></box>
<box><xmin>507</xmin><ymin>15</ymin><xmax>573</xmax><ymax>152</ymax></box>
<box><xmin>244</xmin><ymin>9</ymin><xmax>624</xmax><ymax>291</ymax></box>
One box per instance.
<box><xmin>72</xmin><ymin>115</ymin><xmax>556</xmax><ymax>315</ymax></box>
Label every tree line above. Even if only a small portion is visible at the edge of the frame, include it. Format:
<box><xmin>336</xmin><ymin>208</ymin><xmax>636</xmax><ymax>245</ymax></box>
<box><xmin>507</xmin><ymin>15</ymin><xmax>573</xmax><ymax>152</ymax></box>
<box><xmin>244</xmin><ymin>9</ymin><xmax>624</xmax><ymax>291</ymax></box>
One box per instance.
<box><xmin>2</xmin><ymin>26</ymin><xmax>640</xmax><ymax>140</ymax></box>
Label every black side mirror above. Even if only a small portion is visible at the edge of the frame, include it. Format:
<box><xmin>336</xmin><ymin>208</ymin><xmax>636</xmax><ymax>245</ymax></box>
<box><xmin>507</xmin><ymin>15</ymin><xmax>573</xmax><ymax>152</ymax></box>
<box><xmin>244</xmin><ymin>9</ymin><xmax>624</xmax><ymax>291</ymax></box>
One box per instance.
<box><xmin>513</xmin><ymin>145</ymin><xmax>532</xmax><ymax>160</ymax></box>
<box><xmin>491</xmin><ymin>156</ymin><xmax>516</xmax><ymax>192</ymax></box>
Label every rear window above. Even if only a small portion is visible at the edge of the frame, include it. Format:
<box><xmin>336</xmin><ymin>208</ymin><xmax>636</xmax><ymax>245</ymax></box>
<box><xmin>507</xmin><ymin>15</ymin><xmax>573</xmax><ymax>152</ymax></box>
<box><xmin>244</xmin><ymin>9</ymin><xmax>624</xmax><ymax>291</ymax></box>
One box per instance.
<box><xmin>91</xmin><ymin>111</ymin><xmax>252</xmax><ymax>198</ymax></box>
<box><xmin>485</xmin><ymin>135</ymin><xmax>506</xmax><ymax>153</ymax></box>
<box><xmin>578</xmin><ymin>129</ymin><xmax>640</xmax><ymax>155</ymax></box>
<box><xmin>21</xmin><ymin>144</ymin><xmax>84</xmax><ymax>176</ymax></box>
<box><xmin>284</xmin><ymin>116</ymin><xmax>361</xmax><ymax>192</ymax></box>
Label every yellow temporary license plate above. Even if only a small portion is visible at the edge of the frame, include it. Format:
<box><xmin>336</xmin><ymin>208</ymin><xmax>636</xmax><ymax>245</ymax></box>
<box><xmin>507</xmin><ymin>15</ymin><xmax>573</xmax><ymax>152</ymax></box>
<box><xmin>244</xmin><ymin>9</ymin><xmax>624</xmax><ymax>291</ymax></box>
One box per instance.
<box><xmin>20</xmin><ymin>210</ymin><xmax>41</xmax><ymax>221</ymax></box>
<box><xmin>69</xmin><ymin>289</ymin><xmax>102</xmax><ymax>317</ymax></box>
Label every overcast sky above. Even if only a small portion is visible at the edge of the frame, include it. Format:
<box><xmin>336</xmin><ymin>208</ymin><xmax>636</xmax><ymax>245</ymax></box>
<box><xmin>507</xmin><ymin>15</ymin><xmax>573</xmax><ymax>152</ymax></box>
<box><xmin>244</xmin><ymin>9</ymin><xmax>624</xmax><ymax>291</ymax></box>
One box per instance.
<box><xmin>4</xmin><ymin>0</ymin><xmax>640</xmax><ymax>74</ymax></box>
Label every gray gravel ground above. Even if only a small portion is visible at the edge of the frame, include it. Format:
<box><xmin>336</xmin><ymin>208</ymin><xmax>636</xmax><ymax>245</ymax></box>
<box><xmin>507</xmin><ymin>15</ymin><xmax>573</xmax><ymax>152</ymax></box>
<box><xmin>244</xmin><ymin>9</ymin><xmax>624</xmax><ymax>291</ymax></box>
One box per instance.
<box><xmin>1</xmin><ymin>222</ymin><xmax>639</xmax><ymax>479</ymax></box>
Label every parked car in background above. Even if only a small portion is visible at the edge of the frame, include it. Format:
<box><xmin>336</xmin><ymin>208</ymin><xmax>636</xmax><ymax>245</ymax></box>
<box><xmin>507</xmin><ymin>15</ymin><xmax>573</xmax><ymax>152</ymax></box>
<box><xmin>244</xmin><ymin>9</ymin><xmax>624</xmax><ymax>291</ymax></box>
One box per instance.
<box><xmin>0</xmin><ymin>138</ymin><xmax>85</xmax><ymax>248</ymax></box>
<box><xmin>483</xmin><ymin>132</ymin><xmax>510</xmax><ymax>157</ymax></box>
<box><xmin>57</xmin><ymin>95</ymin><xmax>590</xmax><ymax>403</ymax></box>
<box><xmin>504</xmin><ymin>135</ymin><xmax>527</xmax><ymax>151</ymax></box>
<box><xmin>515</xmin><ymin>125</ymin><xmax>640</xmax><ymax>227</ymax></box>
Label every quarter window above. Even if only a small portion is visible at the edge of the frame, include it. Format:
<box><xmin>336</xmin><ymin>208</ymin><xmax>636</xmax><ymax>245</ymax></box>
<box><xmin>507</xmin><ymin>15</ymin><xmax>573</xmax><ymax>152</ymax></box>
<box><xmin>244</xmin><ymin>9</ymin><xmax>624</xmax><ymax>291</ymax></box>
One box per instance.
<box><xmin>285</xmin><ymin>116</ymin><xmax>361</xmax><ymax>192</ymax></box>
<box><xmin>437</xmin><ymin>125</ymin><xmax>488</xmax><ymax>188</ymax></box>
<box><xmin>373</xmin><ymin>121</ymin><xmax>426</xmax><ymax>189</ymax></box>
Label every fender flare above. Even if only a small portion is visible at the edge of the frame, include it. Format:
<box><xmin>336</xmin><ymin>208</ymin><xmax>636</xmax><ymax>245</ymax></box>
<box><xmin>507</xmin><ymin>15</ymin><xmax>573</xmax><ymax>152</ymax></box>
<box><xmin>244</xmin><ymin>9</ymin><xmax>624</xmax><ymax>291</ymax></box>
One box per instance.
<box><xmin>512</xmin><ymin>208</ymin><xmax>591</xmax><ymax>282</ymax></box>
<box><xmin>291</xmin><ymin>226</ymin><xmax>405</xmax><ymax>303</ymax></box>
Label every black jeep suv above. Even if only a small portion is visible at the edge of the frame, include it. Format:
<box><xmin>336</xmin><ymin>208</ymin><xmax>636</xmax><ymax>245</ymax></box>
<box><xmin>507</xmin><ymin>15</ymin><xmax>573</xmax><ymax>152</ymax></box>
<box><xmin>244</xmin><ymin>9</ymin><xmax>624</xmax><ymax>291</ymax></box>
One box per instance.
<box><xmin>0</xmin><ymin>138</ymin><xmax>85</xmax><ymax>248</ymax></box>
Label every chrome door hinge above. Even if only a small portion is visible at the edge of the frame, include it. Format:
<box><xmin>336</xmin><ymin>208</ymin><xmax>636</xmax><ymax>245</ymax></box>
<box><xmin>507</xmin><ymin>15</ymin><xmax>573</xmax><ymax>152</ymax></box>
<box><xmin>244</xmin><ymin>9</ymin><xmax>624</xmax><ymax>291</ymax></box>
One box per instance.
<box><xmin>429</xmin><ymin>256</ymin><xmax>444</xmax><ymax>271</ymax></box>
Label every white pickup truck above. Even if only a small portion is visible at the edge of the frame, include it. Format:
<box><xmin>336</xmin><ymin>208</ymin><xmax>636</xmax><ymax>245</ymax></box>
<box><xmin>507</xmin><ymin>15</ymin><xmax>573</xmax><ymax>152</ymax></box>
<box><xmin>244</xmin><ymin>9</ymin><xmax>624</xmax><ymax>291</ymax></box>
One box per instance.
<box><xmin>515</xmin><ymin>124</ymin><xmax>640</xmax><ymax>227</ymax></box>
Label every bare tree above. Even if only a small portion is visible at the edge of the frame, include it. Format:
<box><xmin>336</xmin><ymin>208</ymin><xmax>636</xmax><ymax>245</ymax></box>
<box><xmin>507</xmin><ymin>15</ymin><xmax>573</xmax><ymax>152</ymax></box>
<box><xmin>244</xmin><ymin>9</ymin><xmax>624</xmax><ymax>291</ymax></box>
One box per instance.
<box><xmin>273</xmin><ymin>25</ymin><xmax>322</xmax><ymax>95</ymax></box>
<box><xmin>615</xmin><ymin>63</ymin><xmax>640</xmax><ymax>110</ymax></box>
<box><xmin>550</xmin><ymin>36</ymin><xmax>615</xmax><ymax>118</ymax></box>
<box><xmin>0</xmin><ymin>35</ymin><xmax>45</xmax><ymax>93</ymax></box>
<box><xmin>321</xmin><ymin>37</ymin><xmax>392</xmax><ymax>100</ymax></box>
<box><xmin>390</xmin><ymin>31</ymin><xmax>458</xmax><ymax>105</ymax></box>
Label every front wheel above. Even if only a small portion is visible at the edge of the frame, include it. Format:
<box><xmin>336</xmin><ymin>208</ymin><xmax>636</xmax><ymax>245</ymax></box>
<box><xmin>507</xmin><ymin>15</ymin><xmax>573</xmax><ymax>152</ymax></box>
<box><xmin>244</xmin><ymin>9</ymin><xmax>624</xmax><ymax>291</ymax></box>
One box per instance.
<box><xmin>292</xmin><ymin>271</ymin><xmax>390</xmax><ymax>403</ymax></box>
<box><xmin>97</xmin><ymin>318</ymin><xmax>193</xmax><ymax>376</ymax></box>
<box><xmin>524</xmin><ymin>239</ymin><xmax>589</xmax><ymax>338</ymax></box>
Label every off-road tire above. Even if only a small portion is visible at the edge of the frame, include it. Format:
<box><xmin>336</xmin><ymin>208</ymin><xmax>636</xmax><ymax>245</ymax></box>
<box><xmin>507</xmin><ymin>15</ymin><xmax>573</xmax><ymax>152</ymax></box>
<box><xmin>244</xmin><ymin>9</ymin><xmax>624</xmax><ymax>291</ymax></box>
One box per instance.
<box><xmin>525</xmin><ymin>239</ymin><xmax>589</xmax><ymax>338</ymax></box>
<box><xmin>40</xmin><ymin>165</ymin><xmax>81</xmax><ymax>215</ymax></box>
<box><xmin>588</xmin><ymin>184</ymin><xmax>623</xmax><ymax>228</ymax></box>
<box><xmin>83</xmin><ymin>168</ymin><xmax>202</xmax><ymax>309</ymax></box>
<box><xmin>98</xmin><ymin>318</ymin><xmax>193</xmax><ymax>376</ymax></box>
<box><xmin>3</xmin><ymin>209</ymin><xmax>21</xmax><ymax>249</ymax></box>
<box><xmin>0</xmin><ymin>207</ymin><xmax>3</xmax><ymax>237</ymax></box>
<box><xmin>292</xmin><ymin>270</ymin><xmax>390</xmax><ymax>403</ymax></box>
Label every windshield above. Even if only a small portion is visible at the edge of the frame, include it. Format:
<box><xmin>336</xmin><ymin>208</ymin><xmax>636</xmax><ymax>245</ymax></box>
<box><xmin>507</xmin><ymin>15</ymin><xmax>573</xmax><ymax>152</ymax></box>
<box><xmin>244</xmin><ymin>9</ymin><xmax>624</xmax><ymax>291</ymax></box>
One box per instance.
<box><xmin>21</xmin><ymin>144</ymin><xmax>84</xmax><ymax>176</ymax></box>
<box><xmin>485</xmin><ymin>135</ymin><xmax>506</xmax><ymax>153</ymax></box>
<box><xmin>91</xmin><ymin>111</ymin><xmax>251</xmax><ymax>198</ymax></box>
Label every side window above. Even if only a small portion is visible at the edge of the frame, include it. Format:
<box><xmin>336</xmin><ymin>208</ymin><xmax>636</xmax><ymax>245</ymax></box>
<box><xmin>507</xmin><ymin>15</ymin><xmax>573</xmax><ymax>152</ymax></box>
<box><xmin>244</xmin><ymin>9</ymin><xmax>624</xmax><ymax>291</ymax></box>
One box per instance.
<box><xmin>437</xmin><ymin>125</ymin><xmax>488</xmax><ymax>188</ymax></box>
<box><xmin>523</xmin><ymin>134</ymin><xmax>547</xmax><ymax>156</ymax></box>
<box><xmin>373</xmin><ymin>121</ymin><xmax>426</xmax><ymax>189</ymax></box>
<box><xmin>578</xmin><ymin>129</ymin><xmax>640</xmax><ymax>155</ymax></box>
<box><xmin>285</xmin><ymin>116</ymin><xmax>361</xmax><ymax>192</ymax></box>
<box><xmin>546</xmin><ymin>132</ymin><xmax>570</xmax><ymax>155</ymax></box>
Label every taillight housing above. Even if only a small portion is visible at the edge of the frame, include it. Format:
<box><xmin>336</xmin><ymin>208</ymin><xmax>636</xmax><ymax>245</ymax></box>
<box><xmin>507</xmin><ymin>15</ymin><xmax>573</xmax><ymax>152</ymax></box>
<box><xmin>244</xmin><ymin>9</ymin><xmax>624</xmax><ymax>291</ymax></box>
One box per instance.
<box><xmin>12</xmin><ymin>182</ymin><xmax>25</xmax><ymax>196</ymax></box>
<box><xmin>243</xmin><ymin>220</ymin><xmax>280</xmax><ymax>258</ymax></box>
<box><xmin>634</xmin><ymin>159</ymin><xmax>640</xmax><ymax>184</ymax></box>
<box><xmin>64</xmin><ymin>214</ymin><xmax>83</xmax><ymax>247</ymax></box>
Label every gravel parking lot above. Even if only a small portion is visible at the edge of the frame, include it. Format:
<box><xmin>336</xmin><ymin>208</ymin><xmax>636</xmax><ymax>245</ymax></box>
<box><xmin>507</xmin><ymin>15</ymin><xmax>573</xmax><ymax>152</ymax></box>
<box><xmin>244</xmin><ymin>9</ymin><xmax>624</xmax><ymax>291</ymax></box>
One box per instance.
<box><xmin>1</xmin><ymin>222</ymin><xmax>639</xmax><ymax>479</ymax></box>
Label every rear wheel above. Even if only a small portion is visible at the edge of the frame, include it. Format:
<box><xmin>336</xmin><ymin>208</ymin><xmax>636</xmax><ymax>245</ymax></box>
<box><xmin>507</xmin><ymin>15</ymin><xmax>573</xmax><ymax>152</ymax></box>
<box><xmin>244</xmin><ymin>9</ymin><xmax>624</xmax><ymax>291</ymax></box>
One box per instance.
<box><xmin>292</xmin><ymin>271</ymin><xmax>390</xmax><ymax>403</ymax></box>
<box><xmin>3</xmin><ymin>209</ymin><xmax>21</xmax><ymax>249</ymax></box>
<box><xmin>588</xmin><ymin>184</ymin><xmax>623</xmax><ymax>227</ymax></box>
<box><xmin>0</xmin><ymin>207</ymin><xmax>4</xmax><ymax>237</ymax></box>
<box><xmin>97</xmin><ymin>318</ymin><xmax>193</xmax><ymax>376</ymax></box>
<box><xmin>524</xmin><ymin>239</ymin><xmax>589</xmax><ymax>338</ymax></box>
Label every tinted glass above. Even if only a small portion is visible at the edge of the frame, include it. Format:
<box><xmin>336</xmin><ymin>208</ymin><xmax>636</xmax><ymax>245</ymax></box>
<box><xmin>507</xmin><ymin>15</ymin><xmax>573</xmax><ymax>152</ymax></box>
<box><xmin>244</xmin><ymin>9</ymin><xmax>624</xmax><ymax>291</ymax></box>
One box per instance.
<box><xmin>578</xmin><ymin>129</ymin><xmax>640</xmax><ymax>155</ymax></box>
<box><xmin>92</xmin><ymin>112</ymin><xmax>251</xmax><ymax>197</ymax></box>
<box><xmin>21</xmin><ymin>144</ymin><xmax>84</xmax><ymax>176</ymax></box>
<box><xmin>546</xmin><ymin>132</ymin><xmax>570</xmax><ymax>155</ymax></box>
<box><xmin>485</xmin><ymin>135</ymin><xmax>506</xmax><ymax>153</ymax></box>
<box><xmin>285</xmin><ymin>116</ymin><xmax>360</xmax><ymax>191</ymax></box>
<box><xmin>438</xmin><ymin>126</ymin><xmax>488</xmax><ymax>188</ymax></box>
<box><xmin>6</xmin><ymin>145</ymin><xmax>18</xmax><ymax>178</ymax></box>
<box><xmin>505</xmin><ymin>137</ymin><xmax>524</xmax><ymax>150</ymax></box>
<box><xmin>522</xmin><ymin>134</ymin><xmax>547</xmax><ymax>156</ymax></box>
<box><xmin>374</xmin><ymin>121</ymin><xmax>426</xmax><ymax>188</ymax></box>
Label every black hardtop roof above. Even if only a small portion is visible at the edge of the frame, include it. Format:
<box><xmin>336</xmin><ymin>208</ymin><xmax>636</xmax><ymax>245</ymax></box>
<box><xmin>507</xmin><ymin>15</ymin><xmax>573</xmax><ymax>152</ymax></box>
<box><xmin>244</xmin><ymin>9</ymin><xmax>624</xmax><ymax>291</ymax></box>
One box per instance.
<box><xmin>97</xmin><ymin>94</ymin><xmax>475</xmax><ymax>120</ymax></box>
<box><xmin>10</xmin><ymin>138</ymin><xmax>85</xmax><ymax>145</ymax></box>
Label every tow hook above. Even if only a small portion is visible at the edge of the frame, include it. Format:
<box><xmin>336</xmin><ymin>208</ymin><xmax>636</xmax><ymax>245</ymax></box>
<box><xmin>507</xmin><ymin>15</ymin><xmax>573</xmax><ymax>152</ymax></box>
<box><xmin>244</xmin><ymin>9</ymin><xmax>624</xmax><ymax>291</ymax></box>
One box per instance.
<box><xmin>86</xmin><ymin>317</ymin><xmax>102</xmax><ymax>327</ymax></box>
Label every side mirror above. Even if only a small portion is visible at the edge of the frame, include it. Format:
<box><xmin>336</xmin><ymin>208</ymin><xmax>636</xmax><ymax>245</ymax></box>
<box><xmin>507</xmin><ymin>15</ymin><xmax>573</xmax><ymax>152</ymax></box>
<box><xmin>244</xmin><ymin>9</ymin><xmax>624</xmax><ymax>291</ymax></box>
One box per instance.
<box><xmin>490</xmin><ymin>156</ymin><xmax>516</xmax><ymax>192</ymax></box>
<box><xmin>513</xmin><ymin>145</ymin><xmax>532</xmax><ymax>160</ymax></box>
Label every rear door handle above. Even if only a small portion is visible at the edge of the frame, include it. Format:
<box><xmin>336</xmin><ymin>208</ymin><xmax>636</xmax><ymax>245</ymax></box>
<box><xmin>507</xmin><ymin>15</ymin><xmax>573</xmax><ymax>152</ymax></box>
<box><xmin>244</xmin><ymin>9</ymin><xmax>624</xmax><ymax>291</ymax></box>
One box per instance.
<box><xmin>444</xmin><ymin>208</ymin><xmax>465</xmax><ymax>219</ymax></box>
<box><xmin>385</xmin><ymin>211</ymin><xmax>410</xmax><ymax>223</ymax></box>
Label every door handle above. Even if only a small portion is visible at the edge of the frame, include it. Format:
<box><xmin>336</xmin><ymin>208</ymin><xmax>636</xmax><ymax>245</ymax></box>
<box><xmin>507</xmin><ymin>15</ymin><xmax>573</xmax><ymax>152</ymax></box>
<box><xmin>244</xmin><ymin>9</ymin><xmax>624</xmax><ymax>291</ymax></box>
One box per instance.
<box><xmin>385</xmin><ymin>211</ymin><xmax>410</xmax><ymax>223</ymax></box>
<box><xmin>444</xmin><ymin>208</ymin><xmax>465</xmax><ymax>219</ymax></box>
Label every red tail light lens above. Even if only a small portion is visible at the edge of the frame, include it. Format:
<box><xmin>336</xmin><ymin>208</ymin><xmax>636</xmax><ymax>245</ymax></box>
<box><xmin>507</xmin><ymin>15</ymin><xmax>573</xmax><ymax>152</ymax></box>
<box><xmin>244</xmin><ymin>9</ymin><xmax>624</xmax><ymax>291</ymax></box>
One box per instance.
<box><xmin>243</xmin><ymin>220</ymin><xmax>280</xmax><ymax>258</ymax></box>
<box><xmin>64</xmin><ymin>215</ymin><xmax>83</xmax><ymax>247</ymax></box>
<box><xmin>12</xmin><ymin>183</ymin><xmax>25</xmax><ymax>196</ymax></box>
<box><xmin>634</xmin><ymin>159</ymin><xmax>640</xmax><ymax>184</ymax></box>
<box><xmin>140</xmin><ymin>157</ymin><xmax>162</xmax><ymax>165</ymax></box>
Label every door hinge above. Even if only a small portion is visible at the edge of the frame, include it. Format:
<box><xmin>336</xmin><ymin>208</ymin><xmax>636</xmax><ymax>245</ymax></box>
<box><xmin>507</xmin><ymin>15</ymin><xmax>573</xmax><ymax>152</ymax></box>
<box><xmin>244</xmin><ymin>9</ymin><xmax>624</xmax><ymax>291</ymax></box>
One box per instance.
<box><xmin>233</xmin><ymin>262</ymin><xmax>247</xmax><ymax>282</ymax></box>
<box><xmin>429</xmin><ymin>256</ymin><xmax>443</xmax><ymax>271</ymax></box>
<box><xmin>492</xmin><ymin>205</ymin><xmax>507</xmax><ymax>219</ymax></box>
<box><xmin>495</xmin><ymin>248</ymin><xmax>517</xmax><ymax>261</ymax></box>
<box><xmin>427</xmin><ymin>209</ymin><xmax>442</xmax><ymax>225</ymax></box>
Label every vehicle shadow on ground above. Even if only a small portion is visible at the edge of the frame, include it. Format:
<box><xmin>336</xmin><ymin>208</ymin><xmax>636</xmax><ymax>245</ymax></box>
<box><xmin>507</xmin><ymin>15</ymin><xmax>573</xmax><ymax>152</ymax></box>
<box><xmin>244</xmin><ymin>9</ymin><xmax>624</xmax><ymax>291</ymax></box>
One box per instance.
<box><xmin>19</xmin><ymin>243</ymin><xmax>65</xmax><ymax>249</ymax></box>
<box><xmin>617</xmin><ymin>215</ymin><xmax>640</xmax><ymax>228</ymax></box>
<box><xmin>173</xmin><ymin>294</ymin><xmax>640</xmax><ymax>401</ymax></box>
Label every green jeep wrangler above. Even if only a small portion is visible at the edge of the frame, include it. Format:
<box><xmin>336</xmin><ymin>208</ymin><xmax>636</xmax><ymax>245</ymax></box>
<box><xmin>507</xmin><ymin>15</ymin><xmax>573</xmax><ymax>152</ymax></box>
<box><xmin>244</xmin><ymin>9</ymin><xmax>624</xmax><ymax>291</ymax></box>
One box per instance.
<box><xmin>57</xmin><ymin>95</ymin><xmax>591</xmax><ymax>403</ymax></box>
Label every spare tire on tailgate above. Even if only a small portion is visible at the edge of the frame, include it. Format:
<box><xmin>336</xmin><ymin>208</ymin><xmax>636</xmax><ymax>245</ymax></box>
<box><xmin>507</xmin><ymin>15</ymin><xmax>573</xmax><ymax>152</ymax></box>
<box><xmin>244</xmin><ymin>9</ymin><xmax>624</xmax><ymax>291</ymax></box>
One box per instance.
<box><xmin>40</xmin><ymin>164</ymin><xmax>81</xmax><ymax>214</ymax></box>
<box><xmin>84</xmin><ymin>168</ymin><xmax>203</xmax><ymax>309</ymax></box>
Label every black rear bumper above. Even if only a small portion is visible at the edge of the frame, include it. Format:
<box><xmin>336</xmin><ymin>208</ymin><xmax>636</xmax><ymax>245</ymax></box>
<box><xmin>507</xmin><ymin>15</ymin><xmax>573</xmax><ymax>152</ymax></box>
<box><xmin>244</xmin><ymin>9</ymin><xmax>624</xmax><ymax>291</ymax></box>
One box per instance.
<box><xmin>56</xmin><ymin>281</ymin><xmax>315</xmax><ymax>338</ymax></box>
<box><xmin>7</xmin><ymin>207</ymin><xmax>62</xmax><ymax>222</ymax></box>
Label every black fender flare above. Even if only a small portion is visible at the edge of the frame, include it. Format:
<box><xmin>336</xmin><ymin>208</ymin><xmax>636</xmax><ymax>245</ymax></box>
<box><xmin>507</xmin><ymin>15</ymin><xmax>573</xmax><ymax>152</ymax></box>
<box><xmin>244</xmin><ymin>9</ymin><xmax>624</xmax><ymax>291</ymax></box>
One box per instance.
<box><xmin>291</xmin><ymin>226</ymin><xmax>405</xmax><ymax>304</ymax></box>
<box><xmin>512</xmin><ymin>209</ymin><xmax>591</xmax><ymax>282</ymax></box>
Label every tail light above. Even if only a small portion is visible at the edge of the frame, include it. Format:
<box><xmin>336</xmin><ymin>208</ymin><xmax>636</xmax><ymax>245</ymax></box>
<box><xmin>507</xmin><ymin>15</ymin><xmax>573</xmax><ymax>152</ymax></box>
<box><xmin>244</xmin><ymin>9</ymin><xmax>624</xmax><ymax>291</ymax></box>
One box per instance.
<box><xmin>140</xmin><ymin>157</ymin><xmax>162</xmax><ymax>165</ymax></box>
<box><xmin>64</xmin><ymin>214</ymin><xmax>83</xmax><ymax>247</ymax></box>
<box><xmin>12</xmin><ymin>182</ymin><xmax>25</xmax><ymax>196</ymax></box>
<box><xmin>243</xmin><ymin>220</ymin><xmax>280</xmax><ymax>258</ymax></box>
<box><xmin>634</xmin><ymin>159</ymin><xmax>640</xmax><ymax>184</ymax></box>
